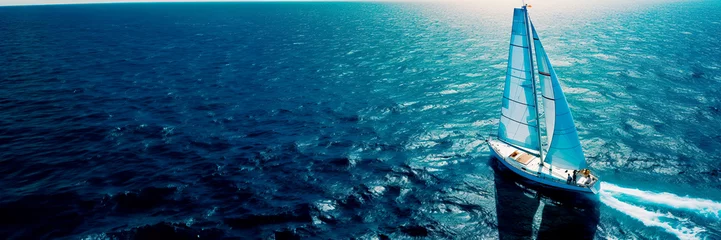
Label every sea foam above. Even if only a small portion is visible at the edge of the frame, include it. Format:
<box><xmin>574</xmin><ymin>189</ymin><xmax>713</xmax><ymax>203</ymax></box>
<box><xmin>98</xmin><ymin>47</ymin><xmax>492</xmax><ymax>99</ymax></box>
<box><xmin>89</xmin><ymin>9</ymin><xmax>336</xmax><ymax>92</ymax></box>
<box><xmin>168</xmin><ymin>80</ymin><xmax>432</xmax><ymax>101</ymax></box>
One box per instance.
<box><xmin>600</xmin><ymin>182</ymin><xmax>721</xmax><ymax>239</ymax></box>
<box><xmin>600</xmin><ymin>192</ymin><xmax>705</xmax><ymax>240</ymax></box>
<box><xmin>602</xmin><ymin>183</ymin><xmax>721</xmax><ymax>218</ymax></box>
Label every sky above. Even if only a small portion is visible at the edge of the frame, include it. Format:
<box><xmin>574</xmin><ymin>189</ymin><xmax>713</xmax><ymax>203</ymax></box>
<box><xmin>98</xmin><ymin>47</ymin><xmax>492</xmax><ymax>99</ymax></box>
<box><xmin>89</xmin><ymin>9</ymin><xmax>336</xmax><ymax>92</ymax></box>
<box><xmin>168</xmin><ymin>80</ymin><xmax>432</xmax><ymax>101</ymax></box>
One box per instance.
<box><xmin>1</xmin><ymin>0</ymin><xmax>446</xmax><ymax>7</ymax></box>
<box><xmin>0</xmin><ymin>0</ymin><xmax>678</xmax><ymax>7</ymax></box>
<box><xmin>0</xmin><ymin>0</ymin><xmax>364</xmax><ymax>6</ymax></box>
<box><xmin>0</xmin><ymin>0</ymin><xmax>574</xmax><ymax>7</ymax></box>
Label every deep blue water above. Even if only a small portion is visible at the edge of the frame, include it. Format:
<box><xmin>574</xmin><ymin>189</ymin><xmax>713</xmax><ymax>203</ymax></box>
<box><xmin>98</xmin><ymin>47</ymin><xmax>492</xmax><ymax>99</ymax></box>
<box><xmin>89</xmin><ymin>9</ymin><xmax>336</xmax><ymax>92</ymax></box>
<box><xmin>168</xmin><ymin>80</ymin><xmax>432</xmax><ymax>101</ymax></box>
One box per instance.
<box><xmin>1</xmin><ymin>1</ymin><xmax>721</xmax><ymax>239</ymax></box>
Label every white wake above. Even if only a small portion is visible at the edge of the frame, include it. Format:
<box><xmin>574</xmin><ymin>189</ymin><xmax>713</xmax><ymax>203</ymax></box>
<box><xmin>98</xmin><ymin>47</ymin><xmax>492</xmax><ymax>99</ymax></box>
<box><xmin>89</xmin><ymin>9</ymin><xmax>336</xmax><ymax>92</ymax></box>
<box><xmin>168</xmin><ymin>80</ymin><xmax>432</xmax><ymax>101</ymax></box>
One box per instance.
<box><xmin>600</xmin><ymin>183</ymin><xmax>721</xmax><ymax>239</ymax></box>
<box><xmin>603</xmin><ymin>183</ymin><xmax>721</xmax><ymax>218</ymax></box>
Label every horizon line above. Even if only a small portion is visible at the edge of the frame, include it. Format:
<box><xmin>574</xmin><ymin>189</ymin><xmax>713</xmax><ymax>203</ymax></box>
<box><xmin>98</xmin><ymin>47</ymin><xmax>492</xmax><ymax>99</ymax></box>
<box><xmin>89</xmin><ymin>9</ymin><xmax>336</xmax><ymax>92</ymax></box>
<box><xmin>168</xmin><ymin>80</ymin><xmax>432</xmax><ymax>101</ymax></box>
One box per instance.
<box><xmin>0</xmin><ymin>0</ymin><xmax>454</xmax><ymax>7</ymax></box>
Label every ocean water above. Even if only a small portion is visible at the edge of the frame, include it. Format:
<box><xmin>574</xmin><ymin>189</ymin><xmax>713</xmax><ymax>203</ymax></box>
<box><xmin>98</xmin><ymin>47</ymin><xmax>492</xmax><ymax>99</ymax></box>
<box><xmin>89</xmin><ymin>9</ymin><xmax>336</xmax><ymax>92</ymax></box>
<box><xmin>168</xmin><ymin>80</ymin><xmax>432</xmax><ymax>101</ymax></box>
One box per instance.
<box><xmin>1</xmin><ymin>1</ymin><xmax>721</xmax><ymax>239</ymax></box>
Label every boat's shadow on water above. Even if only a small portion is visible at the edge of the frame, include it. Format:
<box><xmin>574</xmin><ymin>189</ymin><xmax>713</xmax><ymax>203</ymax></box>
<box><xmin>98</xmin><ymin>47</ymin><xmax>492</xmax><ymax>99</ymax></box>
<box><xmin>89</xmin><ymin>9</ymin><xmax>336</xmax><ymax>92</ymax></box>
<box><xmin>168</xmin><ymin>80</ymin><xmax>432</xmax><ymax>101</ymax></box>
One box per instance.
<box><xmin>490</xmin><ymin>158</ymin><xmax>600</xmax><ymax>240</ymax></box>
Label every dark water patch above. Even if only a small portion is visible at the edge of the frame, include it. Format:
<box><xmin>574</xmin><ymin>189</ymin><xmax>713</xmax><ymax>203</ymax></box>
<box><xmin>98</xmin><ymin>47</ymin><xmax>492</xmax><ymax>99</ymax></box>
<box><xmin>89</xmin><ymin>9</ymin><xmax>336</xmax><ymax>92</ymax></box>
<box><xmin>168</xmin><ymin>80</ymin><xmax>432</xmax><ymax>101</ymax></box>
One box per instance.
<box><xmin>338</xmin><ymin>192</ymin><xmax>366</xmax><ymax>210</ymax></box>
<box><xmin>439</xmin><ymin>198</ymin><xmax>485</xmax><ymax>214</ymax></box>
<box><xmin>698</xmin><ymin>135</ymin><xmax>721</xmax><ymax>152</ymax></box>
<box><xmin>0</xmin><ymin>126</ymin><xmax>51</xmax><ymax>142</ymax></box>
<box><xmin>709</xmin><ymin>105</ymin><xmax>721</xmax><ymax>116</ymax></box>
<box><xmin>329</xmin><ymin>139</ymin><xmax>354</xmax><ymax>148</ymax></box>
<box><xmin>145</xmin><ymin>143</ymin><xmax>175</xmax><ymax>155</ymax></box>
<box><xmin>378</xmin><ymin>233</ymin><xmax>391</xmax><ymax>240</ymax></box>
<box><xmin>246</xmin><ymin>129</ymin><xmax>279</xmax><ymax>138</ymax></box>
<box><xmin>0</xmin><ymin>192</ymin><xmax>96</xmax><ymax>239</ymax></box>
<box><xmin>328</xmin><ymin>157</ymin><xmax>354</xmax><ymax>168</ymax></box>
<box><xmin>684</xmin><ymin>130</ymin><xmax>721</xmax><ymax>153</ymax></box>
<box><xmin>536</xmin><ymin>202</ymin><xmax>600</xmax><ymax>240</ymax></box>
<box><xmin>400</xmin><ymin>225</ymin><xmax>430</xmax><ymax>237</ymax></box>
<box><xmin>107</xmin><ymin>222</ymin><xmax>225</xmax><ymax>240</ymax></box>
<box><xmin>624</xmin><ymin>83</ymin><xmax>639</xmax><ymax>92</ymax></box>
<box><xmin>223</xmin><ymin>204</ymin><xmax>313</xmax><ymax>229</ymax></box>
<box><xmin>395</xmin><ymin>164</ymin><xmax>442</xmax><ymax>186</ymax></box>
<box><xmin>191</xmin><ymin>102</ymin><xmax>226</xmax><ymax>111</ymax></box>
<box><xmin>493</xmin><ymin>166</ymin><xmax>540</xmax><ymax>240</ymax></box>
<box><xmin>56</xmin><ymin>111</ymin><xmax>106</xmax><ymax>124</ymax></box>
<box><xmin>189</xmin><ymin>138</ymin><xmax>232</xmax><ymax>152</ymax></box>
<box><xmin>105</xmin><ymin>169</ymin><xmax>138</xmax><ymax>186</ymax></box>
<box><xmin>701</xmin><ymin>169</ymin><xmax>720</xmax><ymax>177</ymax></box>
<box><xmin>691</xmin><ymin>71</ymin><xmax>704</xmax><ymax>79</ymax></box>
<box><xmin>273</xmin><ymin>228</ymin><xmax>302</xmax><ymax>240</ymax></box>
<box><xmin>104</xmin><ymin>186</ymin><xmax>187</xmax><ymax>213</ymax></box>
<box><xmin>691</xmin><ymin>66</ymin><xmax>705</xmax><ymax>79</ymax></box>
<box><xmin>339</xmin><ymin>114</ymin><xmax>360</xmax><ymax>123</ymax></box>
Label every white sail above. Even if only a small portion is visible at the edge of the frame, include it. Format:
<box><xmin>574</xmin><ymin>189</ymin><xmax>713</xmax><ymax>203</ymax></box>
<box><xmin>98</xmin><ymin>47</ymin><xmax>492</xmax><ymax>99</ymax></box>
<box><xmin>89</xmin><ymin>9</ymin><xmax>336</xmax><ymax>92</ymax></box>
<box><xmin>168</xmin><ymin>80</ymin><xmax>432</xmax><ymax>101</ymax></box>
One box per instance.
<box><xmin>498</xmin><ymin>8</ymin><xmax>541</xmax><ymax>151</ymax></box>
<box><xmin>531</xmin><ymin>23</ymin><xmax>587</xmax><ymax>170</ymax></box>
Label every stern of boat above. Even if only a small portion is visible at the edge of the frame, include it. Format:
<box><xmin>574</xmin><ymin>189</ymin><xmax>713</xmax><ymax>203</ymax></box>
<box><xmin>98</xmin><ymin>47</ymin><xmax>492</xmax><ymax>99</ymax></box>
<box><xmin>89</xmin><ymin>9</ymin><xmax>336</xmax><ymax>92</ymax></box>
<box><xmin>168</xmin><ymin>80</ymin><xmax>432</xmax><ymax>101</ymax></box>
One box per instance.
<box><xmin>591</xmin><ymin>180</ymin><xmax>601</xmax><ymax>194</ymax></box>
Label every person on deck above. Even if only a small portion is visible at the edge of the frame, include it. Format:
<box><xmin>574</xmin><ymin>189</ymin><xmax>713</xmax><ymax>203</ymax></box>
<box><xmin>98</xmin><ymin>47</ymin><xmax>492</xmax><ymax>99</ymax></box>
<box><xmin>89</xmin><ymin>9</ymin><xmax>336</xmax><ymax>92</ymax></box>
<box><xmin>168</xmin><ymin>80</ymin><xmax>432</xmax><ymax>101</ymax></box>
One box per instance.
<box><xmin>566</xmin><ymin>174</ymin><xmax>572</xmax><ymax>184</ymax></box>
<box><xmin>572</xmin><ymin>170</ymin><xmax>578</xmax><ymax>183</ymax></box>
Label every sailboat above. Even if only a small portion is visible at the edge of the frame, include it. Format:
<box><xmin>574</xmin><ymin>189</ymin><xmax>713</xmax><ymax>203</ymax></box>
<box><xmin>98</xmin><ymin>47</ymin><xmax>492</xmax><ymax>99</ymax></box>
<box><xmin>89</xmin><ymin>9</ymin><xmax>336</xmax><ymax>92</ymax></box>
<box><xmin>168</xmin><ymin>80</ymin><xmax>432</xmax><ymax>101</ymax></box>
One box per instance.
<box><xmin>486</xmin><ymin>4</ymin><xmax>601</xmax><ymax>194</ymax></box>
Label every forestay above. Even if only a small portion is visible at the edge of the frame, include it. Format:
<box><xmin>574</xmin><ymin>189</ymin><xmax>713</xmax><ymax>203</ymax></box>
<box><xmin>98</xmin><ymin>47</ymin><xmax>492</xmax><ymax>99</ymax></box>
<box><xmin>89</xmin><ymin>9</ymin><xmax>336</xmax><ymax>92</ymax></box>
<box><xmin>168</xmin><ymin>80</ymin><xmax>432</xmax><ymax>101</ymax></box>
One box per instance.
<box><xmin>498</xmin><ymin>8</ymin><xmax>541</xmax><ymax>151</ymax></box>
<box><xmin>531</xmin><ymin>23</ymin><xmax>587</xmax><ymax>170</ymax></box>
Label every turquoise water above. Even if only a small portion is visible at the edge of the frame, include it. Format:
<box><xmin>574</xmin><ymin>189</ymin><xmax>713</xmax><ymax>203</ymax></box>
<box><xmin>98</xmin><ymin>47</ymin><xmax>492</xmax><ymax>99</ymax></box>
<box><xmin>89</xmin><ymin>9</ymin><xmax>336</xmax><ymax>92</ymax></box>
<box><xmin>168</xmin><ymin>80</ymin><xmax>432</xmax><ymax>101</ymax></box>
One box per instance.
<box><xmin>1</xmin><ymin>1</ymin><xmax>720</xmax><ymax>239</ymax></box>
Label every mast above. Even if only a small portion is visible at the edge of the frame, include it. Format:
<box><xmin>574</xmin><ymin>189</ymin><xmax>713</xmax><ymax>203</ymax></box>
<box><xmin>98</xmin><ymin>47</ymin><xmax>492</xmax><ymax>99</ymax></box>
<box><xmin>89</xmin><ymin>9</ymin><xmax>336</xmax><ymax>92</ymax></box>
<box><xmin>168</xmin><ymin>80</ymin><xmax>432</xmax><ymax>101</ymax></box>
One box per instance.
<box><xmin>522</xmin><ymin>5</ymin><xmax>545</xmax><ymax>172</ymax></box>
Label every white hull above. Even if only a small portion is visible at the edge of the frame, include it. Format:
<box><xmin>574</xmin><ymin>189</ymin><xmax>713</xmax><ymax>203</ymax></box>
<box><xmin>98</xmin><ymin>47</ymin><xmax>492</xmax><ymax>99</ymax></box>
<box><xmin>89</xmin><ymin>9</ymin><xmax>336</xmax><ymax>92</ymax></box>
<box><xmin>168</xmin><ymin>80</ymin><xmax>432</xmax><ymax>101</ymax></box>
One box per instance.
<box><xmin>488</xmin><ymin>139</ymin><xmax>600</xmax><ymax>194</ymax></box>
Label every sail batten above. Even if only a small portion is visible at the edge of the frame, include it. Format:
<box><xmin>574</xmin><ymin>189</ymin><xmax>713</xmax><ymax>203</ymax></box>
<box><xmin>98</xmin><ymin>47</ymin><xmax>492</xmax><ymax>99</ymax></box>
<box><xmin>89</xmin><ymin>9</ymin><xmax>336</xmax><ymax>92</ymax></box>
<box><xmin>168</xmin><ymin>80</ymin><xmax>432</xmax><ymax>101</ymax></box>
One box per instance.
<box><xmin>504</xmin><ymin>96</ymin><xmax>535</xmax><ymax>107</ymax></box>
<box><xmin>530</xmin><ymin>23</ymin><xmax>587</xmax><ymax>170</ymax></box>
<box><xmin>497</xmin><ymin>7</ymin><xmax>541</xmax><ymax>151</ymax></box>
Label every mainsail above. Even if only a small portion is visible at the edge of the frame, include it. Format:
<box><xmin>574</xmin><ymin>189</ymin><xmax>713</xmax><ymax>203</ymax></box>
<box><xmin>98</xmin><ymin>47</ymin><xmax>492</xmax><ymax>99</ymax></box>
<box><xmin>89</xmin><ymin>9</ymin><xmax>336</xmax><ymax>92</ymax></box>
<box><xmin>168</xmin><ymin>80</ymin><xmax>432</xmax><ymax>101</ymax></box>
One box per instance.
<box><xmin>531</xmin><ymin>23</ymin><xmax>587</xmax><ymax>170</ymax></box>
<box><xmin>497</xmin><ymin>8</ymin><xmax>541</xmax><ymax>151</ymax></box>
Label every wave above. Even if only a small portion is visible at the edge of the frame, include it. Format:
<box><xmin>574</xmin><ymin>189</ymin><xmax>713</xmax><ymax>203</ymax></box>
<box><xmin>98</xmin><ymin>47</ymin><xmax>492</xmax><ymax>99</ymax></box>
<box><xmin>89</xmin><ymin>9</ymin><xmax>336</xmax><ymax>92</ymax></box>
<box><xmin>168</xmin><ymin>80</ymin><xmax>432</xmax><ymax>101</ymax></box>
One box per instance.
<box><xmin>599</xmin><ymin>183</ymin><xmax>721</xmax><ymax>239</ymax></box>
<box><xmin>602</xmin><ymin>183</ymin><xmax>721</xmax><ymax>218</ymax></box>
<box><xmin>600</xmin><ymin>192</ymin><xmax>705</xmax><ymax>240</ymax></box>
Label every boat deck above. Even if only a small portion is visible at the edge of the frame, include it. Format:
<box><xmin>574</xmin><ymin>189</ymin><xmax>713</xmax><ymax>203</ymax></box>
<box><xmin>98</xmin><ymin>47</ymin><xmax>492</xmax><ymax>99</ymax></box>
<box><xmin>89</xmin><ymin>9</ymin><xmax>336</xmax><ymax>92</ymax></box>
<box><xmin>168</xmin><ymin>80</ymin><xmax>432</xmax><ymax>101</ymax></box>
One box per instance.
<box><xmin>490</xmin><ymin>140</ymin><xmax>598</xmax><ymax>188</ymax></box>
